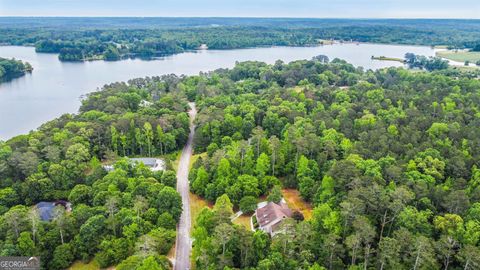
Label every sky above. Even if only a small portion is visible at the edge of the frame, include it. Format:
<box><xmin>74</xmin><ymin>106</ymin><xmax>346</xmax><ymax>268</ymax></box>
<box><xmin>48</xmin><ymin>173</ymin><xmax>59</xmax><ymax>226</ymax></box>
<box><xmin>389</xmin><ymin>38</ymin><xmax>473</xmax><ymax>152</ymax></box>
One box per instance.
<box><xmin>0</xmin><ymin>0</ymin><xmax>479</xmax><ymax>18</ymax></box>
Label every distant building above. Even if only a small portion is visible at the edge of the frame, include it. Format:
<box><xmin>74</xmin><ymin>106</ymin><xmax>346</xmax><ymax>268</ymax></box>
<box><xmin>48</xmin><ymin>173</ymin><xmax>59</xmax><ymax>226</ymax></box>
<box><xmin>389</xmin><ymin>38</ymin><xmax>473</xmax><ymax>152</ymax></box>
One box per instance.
<box><xmin>36</xmin><ymin>200</ymin><xmax>72</xmax><ymax>221</ymax></box>
<box><xmin>139</xmin><ymin>100</ymin><xmax>153</xmax><ymax>108</ymax></box>
<box><xmin>130</xmin><ymin>158</ymin><xmax>165</xmax><ymax>171</ymax></box>
<box><xmin>254</xmin><ymin>201</ymin><xmax>292</xmax><ymax>235</ymax></box>
<box><xmin>102</xmin><ymin>164</ymin><xmax>115</xmax><ymax>172</ymax></box>
<box><xmin>198</xmin><ymin>44</ymin><xmax>208</xmax><ymax>50</ymax></box>
<box><xmin>103</xmin><ymin>158</ymin><xmax>166</xmax><ymax>172</ymax></box>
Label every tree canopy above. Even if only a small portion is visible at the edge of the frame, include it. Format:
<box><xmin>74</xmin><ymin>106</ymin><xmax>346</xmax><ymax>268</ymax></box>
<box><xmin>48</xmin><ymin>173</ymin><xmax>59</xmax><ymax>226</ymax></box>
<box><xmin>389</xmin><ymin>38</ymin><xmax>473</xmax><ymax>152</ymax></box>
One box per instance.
<box><xmin>1</xmin><ymin>55</ymin><xmax>480</xmax><ymax>269</ymax></box>
<box><xmin>0</xmin><ymin>57</ymin><xmax>32</xmax><ymax>81</ymax></box>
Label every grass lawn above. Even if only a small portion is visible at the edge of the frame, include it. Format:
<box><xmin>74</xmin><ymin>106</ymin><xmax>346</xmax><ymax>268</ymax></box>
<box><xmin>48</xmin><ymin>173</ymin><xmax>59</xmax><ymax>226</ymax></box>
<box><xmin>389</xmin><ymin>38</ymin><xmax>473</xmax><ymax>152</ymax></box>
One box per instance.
<box><xmin>436</xmin><ymin>50</ymin><xmax>480</xmax><ymax>63</ymax></box>
<box><xmin>69</xmin><ymin>260</ymin><xmax>100</xmax><ymax>270</ymax></box>
<box><xmin>233</xmin><ymin>214</ymin><xmax>252</xmax><ymax>230</ymax></box>
<box><xmin>282</xmin><ymin>189</ymin><xmax>313</xmax><ymax>220</ymax></box>
<box><xmin>167</xmin><ymin>243</ymin><xmax>176</xmax><ymax>260</ymax></box>
<box><xmin>190</xmin><ymin>192</ymin><xmax>213</xmax><ymax>229</ymax></box>
<box><xmin>451</xmin><ymin>66</ymin><xmax>480</xmax><ymax>71</ymax></box>
<box><xmin>318</xmin><ymin>39</ymin><xmax>335</xmax><ymax>45</ymax></box>
<box><xmin>188</xmin><ymin>154</ymin><xmax>210</xmax><ymax>228</ymax></box>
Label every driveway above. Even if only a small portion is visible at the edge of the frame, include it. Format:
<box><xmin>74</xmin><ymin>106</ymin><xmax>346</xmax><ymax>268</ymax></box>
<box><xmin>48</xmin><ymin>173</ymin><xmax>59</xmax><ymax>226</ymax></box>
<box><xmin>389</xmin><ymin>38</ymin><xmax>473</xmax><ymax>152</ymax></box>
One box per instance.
<box><xmin>174</xmin><ymin>102</ymin><xmax>197</xmax><ymax>270</ymax></box>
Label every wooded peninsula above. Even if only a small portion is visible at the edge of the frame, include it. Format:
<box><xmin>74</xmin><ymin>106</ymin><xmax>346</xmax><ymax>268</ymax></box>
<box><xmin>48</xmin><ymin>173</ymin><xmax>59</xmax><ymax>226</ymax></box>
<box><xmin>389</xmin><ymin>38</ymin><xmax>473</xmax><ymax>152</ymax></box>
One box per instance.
<box><xmin>0</xmin><ymin>57</ymin><xmax>32</xmax><ymax>81</ymax></box>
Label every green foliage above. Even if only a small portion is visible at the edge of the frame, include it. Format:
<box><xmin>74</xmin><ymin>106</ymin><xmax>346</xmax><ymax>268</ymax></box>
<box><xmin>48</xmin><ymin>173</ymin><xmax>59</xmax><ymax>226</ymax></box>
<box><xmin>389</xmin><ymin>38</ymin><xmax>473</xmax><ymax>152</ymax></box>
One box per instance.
<box><xmin>155</xmin><ymin>186</ymin><xmax>182</xmax><ymax>221</ymax></box>
<box><xmin>0</xmin><ymin>142</ymin><xmax>182</xmax><ymax>268</ymax></box>
<box><xmin>239</xmin><ymin>196</ymin><xmax>258</xmax><ymax>214</ymax></box>
<box><xmin>104</xmin><ymin>45</ymin><xmax>121</xmax><ymax>61</ymax></box>
<box><xmin>17</xmin><ymin>232</ymin><xmax>35</xmax><ymax>255</ymax></box>
<box><xmin>95</xmin><ymin>238</ymin><xmax>131</xmax><ymax>268</ymax></box>
<box><xmin>214</xmin><ymin>194</ymin><xmax>234</xmax><ymax>216</ymax></box>
<box><xmin>0</xmin><ymin>57</ymin><xmax>31</xmax><ymax>81</ymax></box>
<box><xmin>68</xmin><ymin>184</ymin><xmax>93</xmax><ymax>205</ymax></box>
<box><xmin>405</xmin><ymin>53</ymin><xmax>449</xmax><ymax>71</ymax></box>
<box><xmin>3</xmin><ymin>18</ymin><xmax>480</xmax><ymax>63</ymax></box>
<box><xmin>186</xmin><ymin>58</ymin><xmax>480</xmax><ymax>269</ymax></box>
<box><xmin>76</xmin><ymin>214</ymin><xmax>107</xmax><ymax>257</ymax></box>
<box><xmin>3</xmin><ymin>53</ymin><xmax>480</xmax><ymax>269</ymax></box>
<box><xmin>267</xmin><ymin>185</ymin><xmax>283</xmax><ymax>204</ymax></box>
<box><xmin>49</xmin><ymin>244</ymin><xmax>74</xmax><ymax>270</ymax></box>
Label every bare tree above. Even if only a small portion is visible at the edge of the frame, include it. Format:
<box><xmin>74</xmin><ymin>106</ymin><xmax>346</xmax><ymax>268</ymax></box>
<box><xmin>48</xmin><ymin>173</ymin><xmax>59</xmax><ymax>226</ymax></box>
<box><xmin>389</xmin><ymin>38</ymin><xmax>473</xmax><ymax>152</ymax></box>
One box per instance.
<box><xmin>28</xmin><ymin>208</ymin><xmax>40</xmax><ymax>243</ymax></box>
<box><xmin>52</xmin><ymin>206</ymin><xmax>67</xmax><ymax>244</ymax></box>
<box><xmin>136</xmin><ymin>234</ymin><xmax>156</xmax><ymax>258</ymax></box>
<box><xmin>105</xmin><ymin>196</ymin><xmax>119</xmax><ymax>236</ymax></box>
<box><xmin>269</xmin><ymin>136</ymin><xmax>280</xmax><ymax>176</ymax></box>
<box><xmin>133</xmin><ymin>195</ymin><xmax>148</xmax><ymax>218</ymax></box>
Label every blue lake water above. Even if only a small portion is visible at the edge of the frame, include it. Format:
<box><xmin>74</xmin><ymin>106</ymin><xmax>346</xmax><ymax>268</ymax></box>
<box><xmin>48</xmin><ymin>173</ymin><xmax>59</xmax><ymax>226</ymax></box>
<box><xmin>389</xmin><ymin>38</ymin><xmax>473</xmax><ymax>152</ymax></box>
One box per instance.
<box><xmin>0</xmin><ymin>44</ymin><xmax>434</xmax><ymax>139</ymax></box>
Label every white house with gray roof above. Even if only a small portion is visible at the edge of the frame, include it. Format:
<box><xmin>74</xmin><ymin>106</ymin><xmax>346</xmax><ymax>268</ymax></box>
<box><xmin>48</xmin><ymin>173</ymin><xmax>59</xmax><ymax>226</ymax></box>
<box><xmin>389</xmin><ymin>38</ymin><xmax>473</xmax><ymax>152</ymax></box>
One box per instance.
<box><xmin>103</xmin><ymin>157</ymin><xmax>165</xmax><ymax>172</ymax></box>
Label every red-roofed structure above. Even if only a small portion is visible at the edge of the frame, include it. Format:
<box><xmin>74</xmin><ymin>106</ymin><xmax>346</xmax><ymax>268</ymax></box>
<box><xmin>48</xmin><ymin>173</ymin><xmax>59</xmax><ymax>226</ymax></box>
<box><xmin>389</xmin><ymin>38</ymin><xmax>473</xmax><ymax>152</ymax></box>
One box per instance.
<box><xmin>255</xmin><ymin>201</ymin><xmax>292</xmax><ymax>235</ymax></box>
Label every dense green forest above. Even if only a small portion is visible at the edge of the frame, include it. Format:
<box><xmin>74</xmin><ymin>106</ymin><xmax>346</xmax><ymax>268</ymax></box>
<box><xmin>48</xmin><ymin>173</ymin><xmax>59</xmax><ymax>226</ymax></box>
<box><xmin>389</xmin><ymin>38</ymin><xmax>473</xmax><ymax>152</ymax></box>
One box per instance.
<box><xmin>0</xmin><ymin>77</ymin><xmax>191</xmax><ymax>269</ymax></box>
<box><xmin>185</xmin><ymin>59</ymin><xmax>480</xmax><ymax>269</ymax></box>
<box><xmin>1</xmin><ymin>56</ymin><xmax>480</xmax><ymax>269</ymax></box>
<box><xmin>0</xmin><ymin>57</ymin><xmax>32</xmax><ymax>81</ymax></box>
<box><xmin>1</xmin><ymin>18</ymin><xmax>480</xmax><ymax>61</ymax></box>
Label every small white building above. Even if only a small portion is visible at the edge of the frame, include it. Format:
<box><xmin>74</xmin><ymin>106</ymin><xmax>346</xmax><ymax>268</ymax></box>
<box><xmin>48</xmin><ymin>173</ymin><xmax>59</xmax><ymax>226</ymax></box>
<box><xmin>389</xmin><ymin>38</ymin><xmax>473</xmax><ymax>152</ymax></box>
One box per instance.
<box><xmin>130</xmin><ymin>158</ymin><xmax>165</xmax><ymax>171</ymax></box>
<box><xmin>103</xmin><ymin>158</ymin><xmax>165</xmax><ymax>172</ymax></box>
<box><xmin>254</xmin><ymin>201</ymin><xmax>292</xmax><ymax>236</ymax></box>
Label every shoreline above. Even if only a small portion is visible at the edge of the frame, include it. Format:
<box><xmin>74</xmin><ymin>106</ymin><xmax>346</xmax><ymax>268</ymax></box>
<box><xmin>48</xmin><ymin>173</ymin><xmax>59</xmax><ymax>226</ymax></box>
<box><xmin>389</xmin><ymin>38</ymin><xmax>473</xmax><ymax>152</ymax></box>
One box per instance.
<box><xmin>434</xmin><ymin>48</ymin><xmax>480</xmax><ymax>67</ymax></box>
<box><xmin>1</xmin><ymin>41</ymin><xmax>435</xmax><ymax>63</ymax></box>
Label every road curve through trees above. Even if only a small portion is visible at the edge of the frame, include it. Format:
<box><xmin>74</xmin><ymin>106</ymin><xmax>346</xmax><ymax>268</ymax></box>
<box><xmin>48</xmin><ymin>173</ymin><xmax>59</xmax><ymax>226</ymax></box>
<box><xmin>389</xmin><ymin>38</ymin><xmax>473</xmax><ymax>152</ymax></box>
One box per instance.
<box><xmin>174</xmin><ymin>102</ymin><xmax>197</xmax><ymax>270</ymax></box>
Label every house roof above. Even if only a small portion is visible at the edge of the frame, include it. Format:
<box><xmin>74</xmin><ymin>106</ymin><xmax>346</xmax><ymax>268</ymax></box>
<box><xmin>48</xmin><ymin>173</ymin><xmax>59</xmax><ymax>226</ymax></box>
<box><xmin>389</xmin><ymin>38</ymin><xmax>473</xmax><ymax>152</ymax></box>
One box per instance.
<box><xmin>36</xmin><ymin>201</ymin><xmax>72</xmax><ymax>221</ymax></box>
<box><xmin>36</xmin><ymin>202</ymin><xmax>55</xmax><ymax>221</ymax></box>
<box><xmin>256</xmin><ymin>201</ymin><xmax>292</xmax><ymax>228</ymax></box>
<box><xmin>130</xmin><ymin>158</ymin><xmax>158</xmax><ymax>167</ymax></box>
<box><xmin>103</xmin><ymin>158</ymin><xmax>166</xmax><ymax>172</ymax></box>
<box><xmin>130</xmin><ymin>158</ymin><xmax>165</xmax><ymax>171</ymax></box>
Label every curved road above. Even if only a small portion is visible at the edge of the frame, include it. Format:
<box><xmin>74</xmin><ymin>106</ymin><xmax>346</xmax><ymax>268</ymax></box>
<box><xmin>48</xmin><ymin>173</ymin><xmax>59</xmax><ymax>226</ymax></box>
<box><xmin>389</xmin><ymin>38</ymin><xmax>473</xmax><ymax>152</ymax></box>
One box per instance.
<box><xmin>174</xmin><ymin>102</ymin><xmax>196</xmax><ymax>270</ymax></box>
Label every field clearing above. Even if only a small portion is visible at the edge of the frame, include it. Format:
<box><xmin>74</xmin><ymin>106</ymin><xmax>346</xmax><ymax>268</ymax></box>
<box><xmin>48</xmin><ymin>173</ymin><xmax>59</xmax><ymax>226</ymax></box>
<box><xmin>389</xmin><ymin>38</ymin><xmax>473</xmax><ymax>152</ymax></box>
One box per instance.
<box><xmin>190</xmin><ymin>192</ymin><xmax>213</xmax><ymax>229</ymax></box>
<box><xmin>436</xmin><ymin>50</ymin><xmax>480</xmax><ymax>63</ymax></box>
<box><xmin>233</xmin><ymin>214</ymin><xmax>252</xmax><ymax>230</ymax></box>
<box><xmin>69</xmin><ymin>260</ymin><xmax>100</xmax><ymax>270</ymax></box>
<box><xmin>451</xmin><ymin>65</ymin><xmax>480</xmax><ymax>71</ymax></box>
<box><xmin>318</xmin><ymin>39</ymin><xmax>335</xmax><ymax>45</ymax></box>
<box><xmin>282</xmin><ymin>189</ymin><xmax>313</xmax><ymax>220</ymax></box>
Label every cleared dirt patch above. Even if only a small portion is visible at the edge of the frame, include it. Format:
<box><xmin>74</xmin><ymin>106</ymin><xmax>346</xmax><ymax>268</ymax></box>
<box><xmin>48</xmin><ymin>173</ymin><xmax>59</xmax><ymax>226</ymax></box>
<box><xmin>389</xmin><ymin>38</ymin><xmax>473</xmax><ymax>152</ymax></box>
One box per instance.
<box><xmin>233</xmin><ymin>214</ymin><xmax>252</xmax><ymax>230</ymax></box>
<box><xmin>190</xmin><ymin>192</ymin><xmax>213</xmax><ymax>229</ymax></box>
<box><xmin>282</xmin><ymin>188</ymin><xmax>313</xmax><ymax>220</ymax></box>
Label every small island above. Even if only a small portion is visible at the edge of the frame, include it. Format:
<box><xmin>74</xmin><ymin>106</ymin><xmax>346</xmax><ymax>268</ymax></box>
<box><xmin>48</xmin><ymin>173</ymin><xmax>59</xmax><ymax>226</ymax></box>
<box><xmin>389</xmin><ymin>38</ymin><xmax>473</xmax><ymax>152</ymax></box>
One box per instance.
<box><xmin>0</xmin><ymin>57</ymin><xmax>33</xmax><ymax>82</ymax></box>
<box><xmin>371</xmin><ymin>55</ymin><xmax>405</xmax><ymax>63</ymax></box>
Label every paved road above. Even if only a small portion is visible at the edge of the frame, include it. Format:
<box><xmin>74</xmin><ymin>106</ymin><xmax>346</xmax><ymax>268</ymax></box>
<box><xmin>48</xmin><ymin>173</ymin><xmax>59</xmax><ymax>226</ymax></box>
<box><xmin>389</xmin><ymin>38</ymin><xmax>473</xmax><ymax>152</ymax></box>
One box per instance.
<box><xmin>174</xmin><ymin>102</ymin><xmax>197</xmax><ymax>270</ymax></box>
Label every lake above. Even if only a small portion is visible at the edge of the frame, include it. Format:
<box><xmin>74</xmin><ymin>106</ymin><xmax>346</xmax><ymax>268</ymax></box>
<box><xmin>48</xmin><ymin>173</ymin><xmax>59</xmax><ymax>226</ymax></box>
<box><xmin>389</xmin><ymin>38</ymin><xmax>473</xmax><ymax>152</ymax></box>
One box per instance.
<box><xmin>0</xmin><ymin>44</ymin><xmax>434</xmax><ymax>139</ymax></box>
